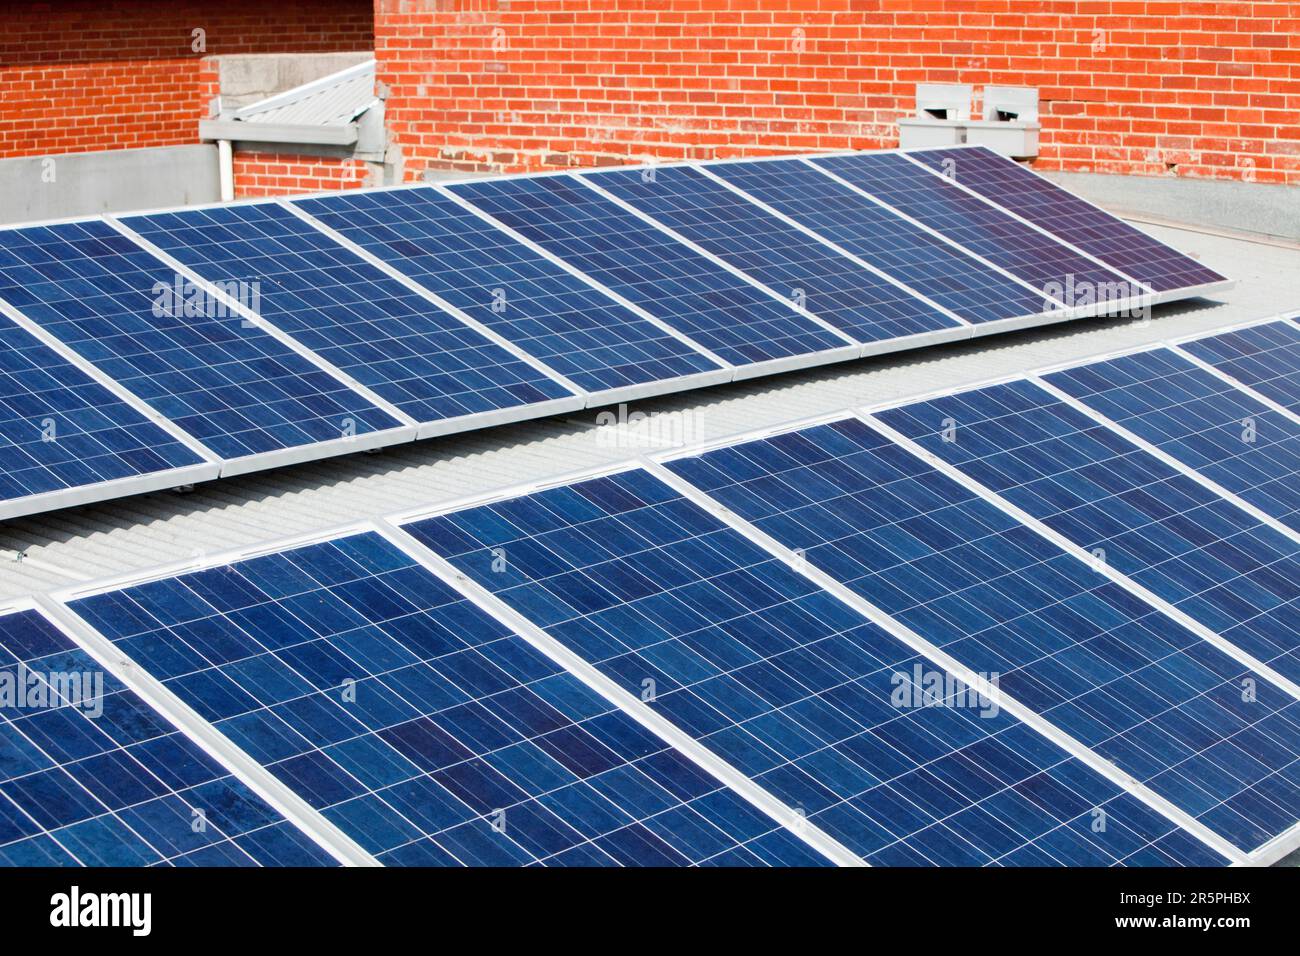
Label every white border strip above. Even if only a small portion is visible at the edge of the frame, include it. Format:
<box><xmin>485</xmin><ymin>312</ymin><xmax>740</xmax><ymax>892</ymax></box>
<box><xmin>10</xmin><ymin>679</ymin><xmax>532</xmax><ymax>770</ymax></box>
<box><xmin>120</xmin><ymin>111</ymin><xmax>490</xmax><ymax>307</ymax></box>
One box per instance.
<box><xmin>641</xmin><ymin>459</ymin><xmax>1245</xmax><ymax>865</ymax></box>
<box><xmin>373</xmin><ymin>519</ymin><xmax>864</xmax><ymax>867</ymax></box>
<box><xmin>25</xmin><ymin>596</ymin><xmax>379</xmax><ymax>867</ymax></box>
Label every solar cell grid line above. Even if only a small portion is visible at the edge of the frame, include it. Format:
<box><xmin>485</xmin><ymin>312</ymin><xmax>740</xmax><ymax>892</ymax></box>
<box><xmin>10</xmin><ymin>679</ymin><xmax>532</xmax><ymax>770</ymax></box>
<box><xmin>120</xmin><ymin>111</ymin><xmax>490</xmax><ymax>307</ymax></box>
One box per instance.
<box><xmin>1037</xmin><ymin>349</ymin><xmax>1300</xmax><ymax>537</ymax></box>
<box><xmin>902</xmin><ymin>146</ymin><xmax>1228</xmax><ymax>294</ymax></box>
<box><xmin>871</xmin><ymin>378</ymin><xmax>1300</xmax><ymax>699</ymax></box>
<box><xmin>703</xmin><ymin>158</ymin><xmax>1055</xmax><ymax>326</ymax></box>
<box><xmin>287</xmin><ymin>186</ymin><xmax>732</xmax><ymax>406</ymax></box>
<box><xmin>402</xmin><ymin>467</ymin><xmax>1229</xmax><ymax>865</ymax></box>
<box><xmin>0</xmin><ymin>603</ymin><xmax>339</xmax><ymax>867</ymax></box>
<box><xmin>446</xmin><ymin>174</ymin><xmax>861</xmax><ymax>377</ymax></box>
<box><xmin>62</xmin><ymin>529</ymin><xmax>833</xmax><ymax>867</ymax></box>
<box><xmin>118</xmin><ymin>201</ymin><xmax>585</xmax><ymax>438</ymax></box>
<box><xmin>656</xmin><ymin>416</ymin><xmax>1300</xmax><ymax>856</ymax></box>
<box><xmin>574</xmin><ymin>171</ymin><xmax>868</xmax><ymax>351</ymax></box>
<box><xmin>579</xmin><ymin>164</ymin><xmax>967</xmax><ymax>347</ymax></box>
<box><xmin>0</xmin><ymin>217</ymin><xmax>414</xmax><ymax>474</ymax></box>
<box><xmin>1176</xmin><ymin>319</ymin><xmax>1300</xmax><ymax>419</ymax></box>
<box><xmin>809</xmin><ymin>154</ymin><xmax>1149</xmax><ymax>305</ymax></box>
<box><xmin>0</xmin><ymin>302</ymin><xmax>215</xmax><ymax>521</ymax></box>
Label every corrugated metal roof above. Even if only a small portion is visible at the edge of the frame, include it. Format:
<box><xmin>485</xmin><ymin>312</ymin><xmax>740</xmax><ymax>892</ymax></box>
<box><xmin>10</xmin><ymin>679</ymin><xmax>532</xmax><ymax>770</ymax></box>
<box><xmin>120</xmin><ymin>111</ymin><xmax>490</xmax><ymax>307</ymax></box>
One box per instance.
<box><xmin>0</xmin><ymin>221</ymin><xmax>1291</xmax><ymax>600</ymax></box>
<box><xmin>232</xmin><ymin>59</ymin><xmax>376</xmax><ymax>127</ymax></box>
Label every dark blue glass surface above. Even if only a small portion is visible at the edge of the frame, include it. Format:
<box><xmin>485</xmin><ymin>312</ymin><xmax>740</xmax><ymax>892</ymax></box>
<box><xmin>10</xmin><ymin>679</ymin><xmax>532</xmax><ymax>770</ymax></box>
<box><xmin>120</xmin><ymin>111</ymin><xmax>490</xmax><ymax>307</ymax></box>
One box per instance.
<box><xmin>908</xmin><ymin>147</ymin><xmax>1226</xmax><ymax>293</ymax></box>
<box><xmin>0</xmin><ymin>311</ymin><xmax>203</xmax><ymax>503</ymax></box>
<box><xmin>666</xmin><ymin>417</ymin><xmax>1300</xmax><ymax>853</ymax></box>
<box><xmin>585</xmin><ymin>166</ymin><xmax>961</xmax><ymax>343</ymax></box>
<box><xmin>70</xmin><ymin>533</ymin><xmax>823</xmax><ymax>866</ymax></box>
<box><xmin>448</xmin><ymin>175</ymin><xmax>852</xmax><ymax>367</ymax></box>
<box><xmin>0</xmin><ymin>220</ymin><xmax>400</xmax><ymax>458</ymax></box>
<box><xmin>706</xmin><ymin>159</ymin><xmax>1050</xmax><ymax>323</ymax></box>
<box><xmin>879</xmin><ymin>380</ymin><xmax>1300</xmax><ymax>693</ymax></box>
<box><xmin>812</xmin><ymin>154</ymin><xmax>1135</xmax><ymax>300</ymax></box>
<box><xmin>0</xmin><ymin>608</ymin><xmax>335</xmax><ymax>866</ymax></box>
<box><xmin>1181</xmin><ymin>320</ymin><xmax>1300</xmax><ymax>415</ymax></box>
<box><xmin>1047</xmin><ymin>348</ymin><xmax>1300</xmax><ymax>532</ymax></box>
<box><xmin>293</xmin><ymin>188</ymin><xmax>722</xmax><ymax>395</ymax></box>
<box><xmin>124</xmin><ymin>203</ymin><xmax>576</xmax><ymax>424</ymax></box>
<box><xmin>408</xmin><ymin>469</ymin><xmax>1224</xmax><ymax>865</ymax></box>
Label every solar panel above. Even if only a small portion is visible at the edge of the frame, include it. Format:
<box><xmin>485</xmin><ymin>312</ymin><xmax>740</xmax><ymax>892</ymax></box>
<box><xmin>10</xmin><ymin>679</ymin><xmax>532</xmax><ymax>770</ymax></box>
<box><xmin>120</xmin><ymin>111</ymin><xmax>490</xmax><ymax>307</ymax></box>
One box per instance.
<box><xmin>1179</xmin><ymin>319</ymin><xmax>1300</xmax><ymax>416</ymax></box>
<box><xmin>906</xmin><ymin>146</ymin><xmax>1228</xmax><ymax>294</ymax></box>
<box><xmin>0</xmin><ymin>606</ymin><xmax>336</xmax><ymax>866</ymax></box>
<box><xmin>811</xmin><ymin>153</ymin><xmax>1141</xmax><ymax>301</ymax></box>
<box><xmin>447</xmin><ymin>175</ymin><xmax>858</xmax><ymax>373</ymax></box>
<box><xmin>581</xmin><ymin>165</ymin><xmax>964</xmax><ymax>345</ymax></box>
<box><xmin>663</xmin><ymin>417</ymin><xmax>1300</xmax><ymax>854</ymax></box>
<box><xmin>121</xmin><ymin>203</ymin><xmax>581</xmax><ymax>435</ymax></box>
<box><xmin>0</xmin><ymin>220</ymin><xmax>407</xmax><ymax>466</ymax></box>
<box><xmin>0</xmin><ymin>309</ymin><xmax>211</xmax><ymax>518</ymax></box>
<box><xmin>66</xmin><ymin>532</ymin><xmax>829</xmax><ymax>866</ymax></box>
<box><xmin>706</xmin><ymin>159</ymin><xmax>1052</xmax><ymax>325</ymax></box>
<box><xmin>875</xmin><ymin>379</ymin><xmax>1300</xmax><ymax>689</ymax></box>
<box><xmin>291</xmin><ymin>187</ymin><xmax>728</xmax><ymax>402</ymax></box>
<box><xmin>1044</xmin><ymin>347</ymin><xmax>1300</xmax><ymax>532</ymax></box>
<box><xmin>405</xmin><ymin>468</ymin><xmax>1226</xmax><ymax>865</ymax></box>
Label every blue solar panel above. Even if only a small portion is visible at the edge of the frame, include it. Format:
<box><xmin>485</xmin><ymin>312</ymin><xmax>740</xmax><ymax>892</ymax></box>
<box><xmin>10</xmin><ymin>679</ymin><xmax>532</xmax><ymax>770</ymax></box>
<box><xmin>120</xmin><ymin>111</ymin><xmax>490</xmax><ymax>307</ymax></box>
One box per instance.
<box><xmin>877</xmin><ymin>379</ymin><xmax>1300</xmax><ymax>690</ymax></box>
<box><xmin>68</xmin><ymin>532</ymin><xmax>827</xmax><ymax>867</ymax></box>
<box><xmin>907</xmin><ymin>147</ymin><xmax>1227</xmax><ymax>293</ymax></box>
<box><xmin>584</xmin><ymin>166</ymin><xmax>962</xmax><ymax>343</ymax></box>
<box><xmin>1046</xmin><ymin>348</ymin><xmax>1300</xmax><ymax>533</ymax></box>
<box><xmin>407</xmin><ymin>468</ymin><xmax>1225</xmax><ymax>865</ymax></box>
<box><xmin>1180</xmin><ymin>320</ymin><xmax>1300</xmax><ymax>416</ymax></box>
<box><xmin>448</xmin><ymin>175</ymin><xmax>853</xmax><ymax>368</ymax></box>
<box><xmin>0</xmin><ymin>607</ymin><xmax>335</xmax><ymax>866</ymax></box>
<box><xmin>812</xmin><ymin>154</ymin><xmax>1137</xmax><ymax>298</ymax></box>
<box><xmin>292</xmin><ymin>188</ymin><xmax>724</xmax><ymax>395</ymax></box>
<box><xmin>123</xmin><ymin>203</ymin><xmax>576</xmax><ymax>425</ymax></box>
<box><xmin>0</xmin><ymin>220</ymin><xmax>402</xmax><ymax>460</ymax></box>
<box><xmin>707</xmin><ymin>160</ymin><xmax>1050</xmax><ymax>324</ymax></box>
<box><xmin>665</xmin><ymin>417</ymin><xmax>1300</xmax><ymax>853</ymax></box>
<box><xmin>0</xmin><ymin>313</ymin><xmax>203</xmax><ymax>506</ymax></box>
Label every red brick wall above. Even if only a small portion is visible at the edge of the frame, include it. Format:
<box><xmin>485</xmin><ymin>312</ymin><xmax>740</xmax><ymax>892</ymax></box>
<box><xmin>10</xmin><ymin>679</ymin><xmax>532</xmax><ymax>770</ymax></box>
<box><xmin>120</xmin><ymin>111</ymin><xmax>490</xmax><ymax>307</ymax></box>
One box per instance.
<box><xmin>0</xmin><ymin>0</ymin><xmax>373</xmax><ymax>159</ymax></box>
<box><xmin>231</xmin><ymin>151</ymin><xmax>374</xmax><ymax>197</ymax></box>
<box><xmin>377</xmin><ymin>0</ymin><xmax>1300</xmax><ymax>184</ymax></box>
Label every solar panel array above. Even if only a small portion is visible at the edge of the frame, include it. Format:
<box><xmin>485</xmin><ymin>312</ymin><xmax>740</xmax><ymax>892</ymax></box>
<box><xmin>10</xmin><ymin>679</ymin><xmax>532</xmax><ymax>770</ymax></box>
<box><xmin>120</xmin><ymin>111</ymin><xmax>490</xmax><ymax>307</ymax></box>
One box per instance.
<box><xmin>0</xmin><ymin>147</ymin><xmax>1228</xmax><ymax>520</ymax></box>
<box><xmin>18</xmin><ymin>315</ymin><xmax>1297</xmax><ymax>868</ymax></box>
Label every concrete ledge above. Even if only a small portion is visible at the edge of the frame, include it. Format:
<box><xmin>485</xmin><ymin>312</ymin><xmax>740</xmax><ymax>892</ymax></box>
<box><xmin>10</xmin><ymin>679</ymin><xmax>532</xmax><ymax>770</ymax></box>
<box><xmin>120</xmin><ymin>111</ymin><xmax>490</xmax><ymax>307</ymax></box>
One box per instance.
<box><xmin>1041</xmin><ymin>169</ymin><xmax>1300</xmax><ymax>244</ymax></box>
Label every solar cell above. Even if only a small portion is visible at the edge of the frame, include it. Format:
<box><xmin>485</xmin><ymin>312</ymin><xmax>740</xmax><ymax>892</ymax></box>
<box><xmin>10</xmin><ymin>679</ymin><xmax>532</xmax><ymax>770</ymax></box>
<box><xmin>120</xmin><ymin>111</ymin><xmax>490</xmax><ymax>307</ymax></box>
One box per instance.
<box><xmin>292</xmin><ymin>187</ymin><xmax>727</xmax><ymax>399</ymax></box>
<box><xmin>67</xmin><ymin>532</ymin><xmax>828</xmax><ymax>866</ymax></box>
<box><xmin>0</xmin><ymin>606</ymin><xmax>336</xmax><ymax>866</ymax></box>
<box><xmin>122</xmin><ymin>203</ymin><xmax>580</xmax><ymax>432</ymax></box>
<box><xmin>905</xmin><ymin>147</ymin><xmax>1227</xmax><ymax>294</ymax></box>
<box><xmin>406</xmin><ymin>468</ymin><xmax>1226</xmax><ymax>865</ymax></box>
<box><xmin>664</xmin><ymin>417</ymin><xmax>1300</xmax><ymax>853</ymax></box>
<box><xmin>706</xmin><ymin>159</ymin><xmax>1051</xmax><ymax>324</ymax></box>
<box><xmin>582</xmin><ymin>165</ymin><xmax>963</xmax><ymax>344</ymax></box>
<box><xmin>875</xmin><ymin>379</ymin><xmax>1300</xmax><ymax>690</ymax></box>
<box><xmin>811</xmin><ymin>153</ymin><xmax>1140</xmax><ymax>302</ymax></box>
<box><xmin>0</xmin><ymin>220</ymin><xmax>405</xmax><ymax>463</ymax></box>
<box><xmin>0</xmin><ymin>308</ymin><xmax>209</xmax><ymax>515</ymax></box>
<box><xmin>1179</xmin><ymin>320</ymin><xmax>1300</xmax><ymax>416</ymax></box>
<box><xmin>1044</xmin><ymin>347</ymin><xmax>1300</xmax><ymax>532</ymax></box>
<box><xmin>448</xmin><ymin>175</ymin><xmax>857</xmax><ymax>371</ymax></box>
